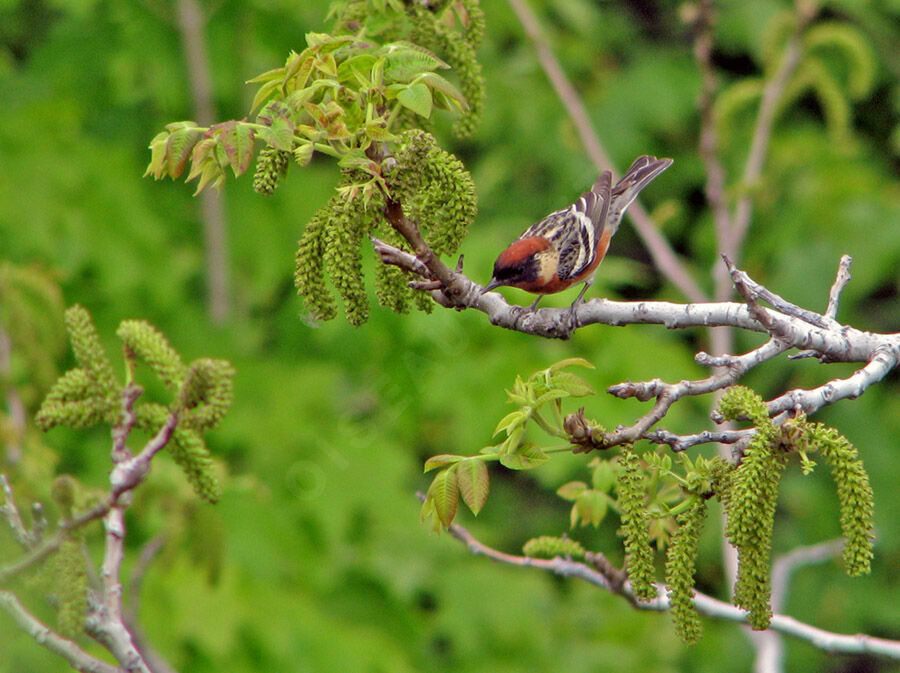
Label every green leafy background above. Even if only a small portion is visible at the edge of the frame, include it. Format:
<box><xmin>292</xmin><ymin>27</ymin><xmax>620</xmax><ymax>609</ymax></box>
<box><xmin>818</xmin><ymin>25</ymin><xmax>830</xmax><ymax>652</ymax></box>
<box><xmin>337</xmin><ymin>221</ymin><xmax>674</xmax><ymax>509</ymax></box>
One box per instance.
<box><xmin>0</xmin><ymin>0</ymin><xmax>897</xmax><ymax>671</ymax></box>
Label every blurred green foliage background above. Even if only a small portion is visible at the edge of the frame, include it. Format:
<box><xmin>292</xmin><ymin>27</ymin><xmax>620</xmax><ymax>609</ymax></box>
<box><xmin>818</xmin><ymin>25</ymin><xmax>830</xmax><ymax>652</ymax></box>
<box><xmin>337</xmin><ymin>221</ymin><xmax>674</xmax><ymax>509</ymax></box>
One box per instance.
<box><xmin>0</xmin><ymin>0</ymin><xmax>897</xmax><ymax>671</ymax></box>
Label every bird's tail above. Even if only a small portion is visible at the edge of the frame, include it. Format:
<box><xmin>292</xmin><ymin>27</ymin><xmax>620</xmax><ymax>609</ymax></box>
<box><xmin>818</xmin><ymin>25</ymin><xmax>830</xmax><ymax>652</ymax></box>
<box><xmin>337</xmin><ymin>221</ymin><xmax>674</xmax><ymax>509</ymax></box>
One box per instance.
<box><xmin>606</xmin><ymin>155</ymin><xmax>673</xmax><ymax>234</ymax></box>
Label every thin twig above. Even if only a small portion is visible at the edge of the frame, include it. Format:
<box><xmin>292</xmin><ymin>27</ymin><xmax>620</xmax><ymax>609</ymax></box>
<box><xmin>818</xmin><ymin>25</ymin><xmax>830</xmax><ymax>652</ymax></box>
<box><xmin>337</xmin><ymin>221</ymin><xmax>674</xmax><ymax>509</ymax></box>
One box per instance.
<box><xmin>644</xmin><ymin>428</ymin><xmax>753</xmax><ymax>452</ymax></box>
<box><xmin>86</xmin><ymin>501</ymin><xmax>151</xmax><ymax>673</ymax></box>
<box><xmin>112</xmin><ymin>384</ymin><xmax>143</xmax><ymax>460</ymax></box>
<box><xmin>374</xmin><ymin>237</ymin><xmax>899</xmax><ymax>359</ymax></box>
<box><xmin>767</xmin><ymin>348</ymin><xmax>899</xmax><ymax>416</ymax></box>
<box><xmin>0</xmin><ymin>474</ymin><xmax>34</xmax><ymax>549</ymax></box>
<box><xmin>825</xmin><ymin>255</ymin><xmax>853</xmax><ymax>321</ymax></box>
<box><xmin>0</xmin><ymin>590</ymin><xmax>121</xmax><ymax>673</ymax></box>
<box><xmin>0</xmin><ymin>497</ymin><xmax>113</xmax><ymax>583</ymax></box>
<box><xmin>726</xmin><ymin>255</ymin><xmax>836</xmax><ymax>329</ymax></box>
<box><xmin>597</xmin><ymin>338</ymin><xmax>792</xmax><ymax>450</ymax></box>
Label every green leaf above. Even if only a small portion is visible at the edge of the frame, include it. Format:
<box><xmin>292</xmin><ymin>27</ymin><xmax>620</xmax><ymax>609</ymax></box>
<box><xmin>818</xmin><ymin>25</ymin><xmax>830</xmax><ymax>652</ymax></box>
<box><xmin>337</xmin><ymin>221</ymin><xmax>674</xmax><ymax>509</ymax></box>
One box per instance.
<box><xmin>500</xmin><ymin>442</ymin><xmax>549</xmax><ymax>470</ymax></box>
<box><xmin>424</xmin><ymin>454</ymin><xmax>464</xmax><ymax>472</ymax></box>
<box><xmin>415</xmin><ymin>72</ymin><xmax>468</xmax><ymax>110</ymax></box>
<box><xmin>314</xmin><ymin>52</ymin><xmax>338</xmax><ymax>77</ymax></box>
<box><xmin>217</xmin><ymin>122</ymin><xmax>256</xmax><ymax>177</ymax></box>
<box><xmin>293</xmin><ymin>143</ymin><xmax>314</xmax><ymax>166</ymax></box>
<box><xmin>500</xmin><ymin>425</ymin><xmax>525</xmax><ymax>453</ymax></box>
<box><xmin>548</xmin><ymin>371</ymin><xmax>594</xmax><ymax>397</ymax></box>
<box><xmin>144</xmin><ymin>131</ymin><xmax>170</xmax><ymax>179</ymax></box>
<box><xmin>534</xmin><ymin>388</ymin><xmax>571</xmax><ymax>405</ymax></box>
<box><xmin>548</xmin><ymin>357</ymin><xmax>595</xmax><ymax>372</ymax></box>
<box><xmin>257</xmin><ymin>101</ymin><xmax>295</xmax><ymax>151</ymax></box>
<box><xmin>396</xmin><ymin>83</ymin><xmax>432</xmax><ymax>118</ymax></box>
<box><xmin>337</xmin><ymin>53</ymin><xmax>378</xmax><ymax>86</ymax></box>
<box><xmin>246</xmin><ymin>65</ymin><xmax>285</xmax><ymax>85</ymax></box>
<box><xmin>427</xmin><ymin>468</ymin><xmax>459</xmax><ymax>527</ymax></box>
<box><xmin>574</xmin><ymin>489</ymin><xmax>608</xmax><ymax>527</ymax></box>
<box><xmin>381</xmin><ymin>41</ymin><xmax>449</xmax><ymax>82</ymax></box>
<box><xmin>557</xmin><ymin>480</ymin><xmax>588</xmax><ymax>501</ymax></box>
<box><xmin>305</xmin><ymin>32</ymin><xmax>355</xmax><ymax>52</ymax></box>
<box><xmin>364</xmin><ymin>122</ymin><xmax>397</xmax><ymax>142</ymax></box>
<box><xmin>165</xmin><ymin>125</ymin><xmax>204</xmax><ymax>178</ymax></box>
<box><xmin>457</xmin><ymin>459</ymin><xmax>489</xmax><ymax>515</ymax></box>
<box><xmin>250</xmin><ymin>79</ymin><xmax>282</xmax><ymax>114</ymax></box>
<box><xmin>493</xmin><ymin>409</ymin><xmax>527</xmax><ymax>437</ymax></box>
<box><xmin>186</xmin><ymin>137</ymin><xmax>218</xmax><ymax>180</ymax></box>
<box><xmin>591</xmin><ymin>459</ymin><xmax>616</xmax><ymax>493</ymax></box>
<box><xmin>192</xmin><ymin>160</ymin><xmax>225</xmax><ymax>195</ymax></box>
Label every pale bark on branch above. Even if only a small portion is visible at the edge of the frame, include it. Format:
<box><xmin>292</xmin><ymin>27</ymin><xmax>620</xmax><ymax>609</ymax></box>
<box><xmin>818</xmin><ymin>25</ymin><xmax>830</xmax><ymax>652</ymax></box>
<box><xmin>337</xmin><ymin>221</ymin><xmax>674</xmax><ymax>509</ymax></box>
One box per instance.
<box><xmin>0</xmin><ymin>386</ymin><xmax>182</xmax><ymax>673</ymax></box>
<box><xmin>436</xmin><ymin>506</ymin><xmax>900</xmax><ymax>660</ymax></box>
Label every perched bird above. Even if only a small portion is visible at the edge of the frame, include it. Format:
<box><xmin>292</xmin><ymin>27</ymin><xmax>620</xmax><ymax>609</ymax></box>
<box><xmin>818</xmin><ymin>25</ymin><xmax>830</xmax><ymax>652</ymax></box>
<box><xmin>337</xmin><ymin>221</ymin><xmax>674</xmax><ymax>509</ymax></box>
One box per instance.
<box><xmin>482</xmin><ymin>155</ymin><xmax>673</xmax><ymax>312</ymax></box>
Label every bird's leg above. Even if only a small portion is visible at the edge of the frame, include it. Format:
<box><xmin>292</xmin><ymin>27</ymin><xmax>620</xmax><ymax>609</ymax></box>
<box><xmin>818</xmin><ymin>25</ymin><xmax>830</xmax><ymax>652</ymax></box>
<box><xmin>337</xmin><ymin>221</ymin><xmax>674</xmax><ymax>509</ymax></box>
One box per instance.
<box><xmin>566</xmin><ymin>279</ymin><xmax>593</xmax><ymax>330</ymax></box>
<box><xmin>527</xmin><ymin>295</ymin><xmax>544</xmax><ymax>311</ymax></box>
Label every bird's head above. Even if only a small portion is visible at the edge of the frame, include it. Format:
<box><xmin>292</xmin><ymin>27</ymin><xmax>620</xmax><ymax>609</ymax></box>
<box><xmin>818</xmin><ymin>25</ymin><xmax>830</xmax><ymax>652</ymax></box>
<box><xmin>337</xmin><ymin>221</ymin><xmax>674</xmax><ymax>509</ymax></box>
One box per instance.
<box><xmin>482</xmin><ymin>237</ymin><xmax>555</xmax><ymax>293</ymax></box>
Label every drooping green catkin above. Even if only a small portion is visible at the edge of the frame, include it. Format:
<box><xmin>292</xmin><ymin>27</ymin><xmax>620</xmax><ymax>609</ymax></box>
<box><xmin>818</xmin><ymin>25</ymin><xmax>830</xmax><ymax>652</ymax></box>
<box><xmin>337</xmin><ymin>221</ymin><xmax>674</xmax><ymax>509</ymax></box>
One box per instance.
<box><xmin>718</xmin><ymin>385</ymin><xmax>770</xmax><ymax>427</ymax></box>
<box><xmin>407</xmin><ymin>5</ymin><xmax>484</xmax><ymax>137</ymax></box>
<box><xmin>373</xmin><ymin>249</ymin><xmax>412</xmax><ymax>314</ymax></box>
<box><xmin>419</xmin><ymin>147</ymin><xmax>477</xmax><ymax>255</ymax></box>
<box><xmin>523</xmin><ymin>535</ymin><xmax>586</xmax><ymax>560</ymax></box>
<box><xmin>391</xmin><ymin>130</ymin><xmax>477</xmax><ymax>256</ymax></box>
<box><xmin>136</xmin><ymin>403</ymin><xmax>220</xmax><ymax>503</ymax></box>
<box><xmin>253</xmin><ymin>146</ymin><xmax>291</xmax><ymax>195</ymax></box>
<box><xmin>717</xmin><ymin>385</ymin><xmax>875</xmax><ymax>626</ymax></box>
<box><xmin>724</xmin><ymin>432</ymin><xmax>788</xmax><ymax>630</ymax></box>
<box><xmin>294</xmin><ymin>209</ymin><xmax>338</xmax><ymax>322</ymax></box>
<box><xmin>177</xmin><ymin>358</ymin><xmax>235</xmax><ymax>432</ymax></box>
<box><xmin>809</xmin><ymin>423</ymin><xmax>874</xmax><ymax>575</ymax></box>
<box><xmin>36</xmin><ymin>368</ymin><xmax>116</xmax><ymax>430</ymax></box>
<box><xmin>412</xmin><ymin>288</ymin><xmax>435</xmax><ymax>314</ymax></box>
<box><xmin>322</xmin><ymin>195</ymin><xmax>370</xmax><ymax>327</ymax></box>
<box><xmin>170</xmin><ymin>426</ymin><xmax>220</xmax><ymax>504</ymax></box>
<box><xmin>295</xmin><ymin>171</ymin><xmax>385</xmax><ymax>325</ymax></box>
<box><xmin>616</xmin><ymin>445</ymin><xmax>657</xmax><ymax>602</ymax></box>
<box><xmin>36</xmin><ymin>306</ymin><xmax>121</xmax><ymax>430</ymax></box>
<box><xmin>63</xmin><ymin>305</ymin><xmax>118</xmax><ymax>398</ymax></box>
<box><xmin>51</xmin><ymin>537</ymin><xmax>88</xmax><ymax>638</ymax></box>
<box><xmin>116</xmin><ymin>320</ymin><xmax>186</xmax><ymax>391</ymax></box>
<box><xmin>665</xmin><ymin>498</ymin><xmax>707</xmax><ymax>644</ymax></box>
<box><xmin>460</xmin><ymin>0</ymin><xmax>486</xmax><ymax>50</ymax></box>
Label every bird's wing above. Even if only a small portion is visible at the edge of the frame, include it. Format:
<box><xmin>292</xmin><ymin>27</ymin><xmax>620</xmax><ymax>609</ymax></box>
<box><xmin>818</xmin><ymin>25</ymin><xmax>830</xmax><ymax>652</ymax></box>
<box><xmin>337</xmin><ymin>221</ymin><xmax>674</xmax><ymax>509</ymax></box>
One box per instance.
<box><xmin>558</xmin><ymin>171</ymin><xmax>612</xmax><ymax>280</ymax></box>
<box><xmin>577</xmin><ymin>170</ymin><xmax>613</xmax><ymax>232</ymax></box>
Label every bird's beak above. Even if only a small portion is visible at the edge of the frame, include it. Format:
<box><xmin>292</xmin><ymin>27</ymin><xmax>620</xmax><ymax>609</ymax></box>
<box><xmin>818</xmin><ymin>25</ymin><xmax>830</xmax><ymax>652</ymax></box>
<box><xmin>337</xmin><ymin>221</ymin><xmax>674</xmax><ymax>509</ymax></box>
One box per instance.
<box><xmin>481</xmin><ymin>279</ymin><xmax>502</xmax><ymax>295</ymax></box>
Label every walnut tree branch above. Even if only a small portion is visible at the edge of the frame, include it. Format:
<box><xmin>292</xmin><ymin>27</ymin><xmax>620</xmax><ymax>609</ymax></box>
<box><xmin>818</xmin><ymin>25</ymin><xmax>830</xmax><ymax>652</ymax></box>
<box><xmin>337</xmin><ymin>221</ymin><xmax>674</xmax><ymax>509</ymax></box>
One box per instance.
<box><xmin>438</xmin><ymin>509</ymin><xmax>900</xmax><ymax>659</ymax></box>
<box><xmin>374</xmin><ymin>233</ymin><xmax>898</xmax><ymax>361</ymax></box>
<box><xmin>766</xmin><ymin>348</ymin><xmax>899</xmax><ymax>417</ymax></box>
<box><xmin>595</xmin><ymin>337</ymin><xmax>792</xmax><ymax>450</ymax></box>
<box><xmin>0</xmin><ymin>590</ymin><xmax>121</xmax><ymax>673</ymax></box>
<box><xmin>825</xmin><ymin>254</ymin><xmax>853</xmax><ymax>321</ymax></box>
<box><xmin>1</xmin><ymin>386</ymin><xmax>185</xmax><ymax>673</ymax></box>
<box><xmin>0</xmin><ymin>474</ymin><xmax>35</xmax><ymax>549</ymax></box>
